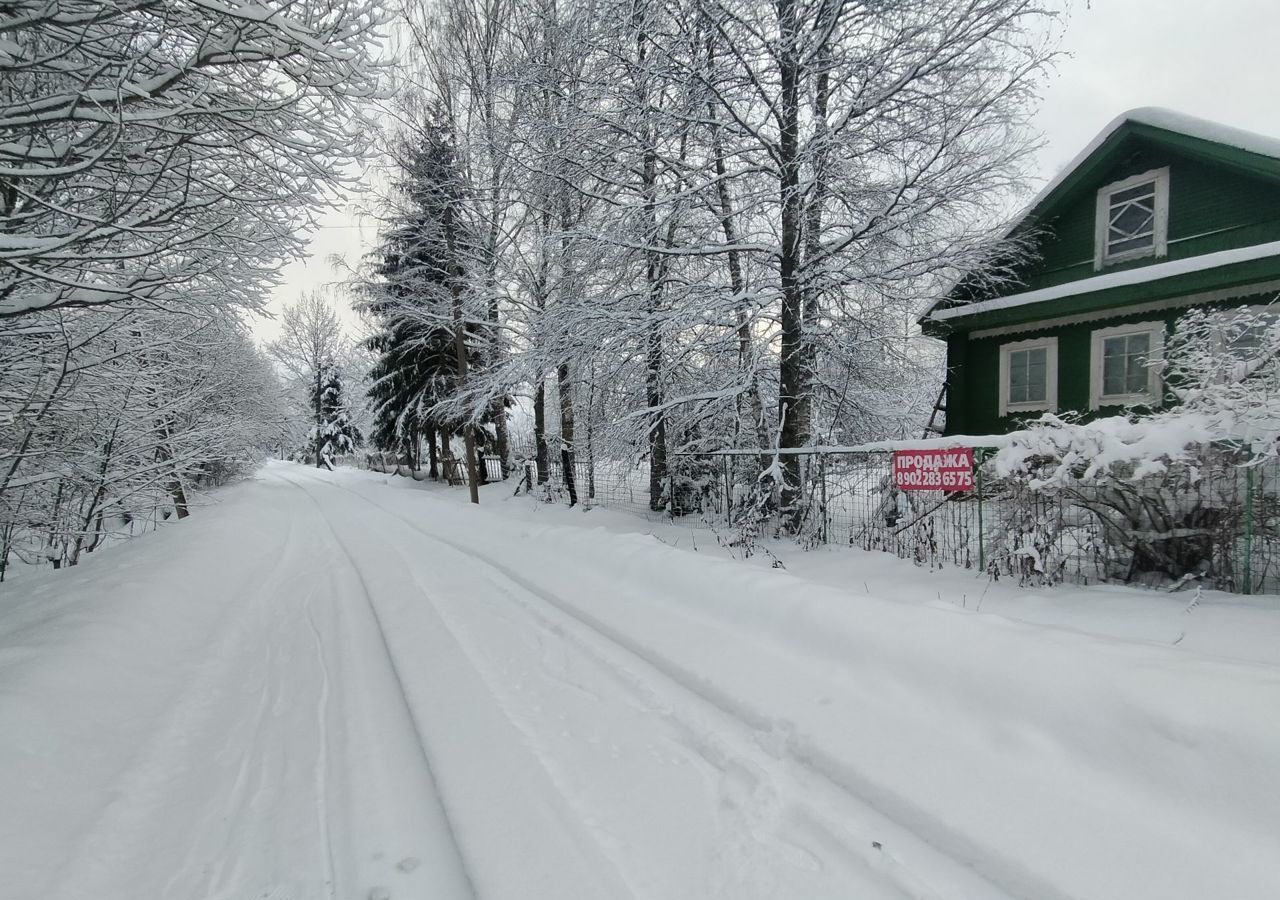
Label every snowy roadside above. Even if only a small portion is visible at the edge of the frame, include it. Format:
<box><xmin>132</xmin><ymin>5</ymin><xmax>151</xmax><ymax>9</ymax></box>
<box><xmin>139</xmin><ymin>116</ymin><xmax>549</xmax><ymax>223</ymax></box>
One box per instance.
<box><xmin>364</xmin><ymin>464</ymin><xmax>1280</xmax><ymax>667</ymax></box>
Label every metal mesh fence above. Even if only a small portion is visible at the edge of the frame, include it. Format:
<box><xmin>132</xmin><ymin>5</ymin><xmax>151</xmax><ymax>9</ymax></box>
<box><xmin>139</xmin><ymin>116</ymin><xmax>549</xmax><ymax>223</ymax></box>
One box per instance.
<box><xmin>368</xmin><ymin>444</ymin><xmax>1280</xmax><ymax>595</ymax></box>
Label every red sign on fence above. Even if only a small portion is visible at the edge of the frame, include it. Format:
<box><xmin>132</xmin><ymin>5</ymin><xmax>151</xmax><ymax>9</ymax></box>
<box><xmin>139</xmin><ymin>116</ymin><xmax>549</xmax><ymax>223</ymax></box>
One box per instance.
<box><xmin>893</xmin><ymin>448</ymin><xmax>974</xmax><ymax>492</ymax></box>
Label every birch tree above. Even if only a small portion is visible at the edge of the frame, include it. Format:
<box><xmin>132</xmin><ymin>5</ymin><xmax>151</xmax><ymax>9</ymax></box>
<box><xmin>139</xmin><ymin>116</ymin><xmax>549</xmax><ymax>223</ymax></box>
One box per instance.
<box><xmin>377</xmin><ymin>0</ymin><xmax>1061</xmax><ymax>526</ymax></box>
<box><xmin>685</xmin><ymin>0</ymin><xmax>1061</xmax><ymax>519</ymax></box>
<box><xmin>1</xmin><ymin>0</ymin><xmax>388</xmax><ymax>320</ymax></box>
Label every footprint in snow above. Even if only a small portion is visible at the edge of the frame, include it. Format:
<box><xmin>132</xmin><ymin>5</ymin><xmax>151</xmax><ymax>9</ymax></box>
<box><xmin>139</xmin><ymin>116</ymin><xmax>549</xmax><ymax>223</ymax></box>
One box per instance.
<box><xmin>368</xmin><ymin>888</ymin><xmax>391</xmax><ymax>900</ymax></box>
<box><xmin>396</xmin><ymin>857</ymin><xmax>420</xmax><ymax>873</ymax></box>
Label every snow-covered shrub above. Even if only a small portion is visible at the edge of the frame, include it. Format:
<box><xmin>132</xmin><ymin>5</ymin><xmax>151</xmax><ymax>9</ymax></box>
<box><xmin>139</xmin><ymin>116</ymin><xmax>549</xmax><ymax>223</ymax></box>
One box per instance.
<box><xmin>987</xmin><ymin>304</ymin><xmax>1279</xmax><ymax>586</ymax></box>
<box><xmin>725</xmin><ymin>460</ymin><xmax>783</xmax><ymax>558</ymax></box>
<box><xmin>668</xmin><ymin>455</ymin><xmax>722</xmax><ymax>518</ymax></box>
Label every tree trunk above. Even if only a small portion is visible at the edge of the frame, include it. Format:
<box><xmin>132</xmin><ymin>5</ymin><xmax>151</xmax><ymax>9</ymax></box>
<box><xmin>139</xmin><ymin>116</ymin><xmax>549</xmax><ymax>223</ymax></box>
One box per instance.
<box><xmin>443</xmin><ymin>203</ymin><xmax>480</xmax><ymax>504</ymax></box>
<box><xmin>707</xmin><ymin>66</ymin><xmax>769</xmax><ymax>463</ymax></box>
<box><xmin>775</xmin><ymin>0</ymin><xmax>808</xmax><ymax>526</ymax></box>
<box><xmin>586</xmin><ymin>360</ymin><xmax>597</xmax><ymax>500</ymax></box>
<box><xmin>167</xmin><ymin>477</ymin><xmax>190</xmax><ymax>519</ymax></box>
<box><xmin>482</xmin><ymin>63</ymin><xmax>511</xmax><ymax>481</ymax></box>
<box><xmin>800</xmin><ymin>19</ymin><xmax>833</xmax><ymax>448</ymax></box>
<box><xmin>425</xmin><ymin>425</ymin><xmax>439</xmax><ymax>480</ymax></box>
<box><xmin>314</xmin><ymin>367</ymin><xmax>324</xmax><ymax>469</ymax></box>
<box><xmin>637</xmin><ymin>17</ymin><xmax>667</xmax><ymax>512</ymax></box>
<box><xmin>557</xmin><ymin>362</ymin><xmax>579</xmax><ymax>506</ymax></box>
<box><xmin>534</xmin><ymin>378</ymin><xmax>549</xmax><ymax>485</ymax></box>
<box><xmin>440</xmin><ymin>429</ymin><xmax>456</xmax><ymax>483</ymax></box>
<box><xmin>646</xmin><ymin>312</ymin><xmax>667</xmax><ymax>512</ymax></box>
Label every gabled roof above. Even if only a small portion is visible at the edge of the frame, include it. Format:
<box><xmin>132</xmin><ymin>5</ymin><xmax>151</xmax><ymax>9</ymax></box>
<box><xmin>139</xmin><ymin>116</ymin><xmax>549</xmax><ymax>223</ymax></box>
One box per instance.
<box><xmin>921</xmin><ymin>108</ymin><xmax>1280</xmax><ymax>332</ymax></box>
<box><xmin>1026</xmin><ymin>108</ymin><xmax>1280</xmax><ymax>218</ymax></box>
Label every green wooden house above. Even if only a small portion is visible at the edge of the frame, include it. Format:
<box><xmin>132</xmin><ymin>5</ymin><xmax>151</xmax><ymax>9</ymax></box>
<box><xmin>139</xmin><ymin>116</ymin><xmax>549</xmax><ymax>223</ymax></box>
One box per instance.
<box><xmin>920</xmin><ymin>108</ymin><xmax>1280</xmax><ymax>436</ymax></box>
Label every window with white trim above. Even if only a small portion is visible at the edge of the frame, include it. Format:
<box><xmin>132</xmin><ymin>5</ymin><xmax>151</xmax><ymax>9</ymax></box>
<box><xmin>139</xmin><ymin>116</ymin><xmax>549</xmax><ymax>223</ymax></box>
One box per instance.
<box><xmin>1198</xmin><ymin>305</ymin><xmax>1280</xmax><ymax>383</ymax></box>
<box><xmin>1209</xmin><ymin>306</ymin><xmax>1280</xmax><ymax>361</ymax></box>
<box><xmin>1094</xmin><ymin>168</ymin><xmax>1170</xmax><ymax>268</ymax></box>
<box><xmin>999</xmin><ymin>336</ymin><xmax>1057</xmax><ymax>417</ymax></box>
<box><xmin>1089</xmin><ymin>321</ymin><xmax>1165</xmax><ymax>409</ymax></box>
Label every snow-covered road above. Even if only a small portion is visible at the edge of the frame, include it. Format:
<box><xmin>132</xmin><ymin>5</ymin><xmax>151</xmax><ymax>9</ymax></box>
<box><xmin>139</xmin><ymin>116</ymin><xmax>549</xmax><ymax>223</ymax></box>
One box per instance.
<box><xmin>3</xmin><ymin>461</ymin><xmax>1279</xmax><ymax>900</ymax></box>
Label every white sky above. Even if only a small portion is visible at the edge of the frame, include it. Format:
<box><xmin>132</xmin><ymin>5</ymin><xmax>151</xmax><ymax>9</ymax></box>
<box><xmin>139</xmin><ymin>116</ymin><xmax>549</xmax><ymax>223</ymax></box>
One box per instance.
<box><xmin>251</xmin><ymin>0</ymin><xmax>1280</xmax><ymax>343</ymax></box>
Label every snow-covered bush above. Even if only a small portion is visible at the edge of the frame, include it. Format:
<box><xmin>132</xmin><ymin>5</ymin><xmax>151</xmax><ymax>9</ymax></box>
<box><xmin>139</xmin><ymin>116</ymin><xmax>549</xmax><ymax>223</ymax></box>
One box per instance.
<box><xmin>987</xmin><ymin>304</ymin><xmax>1279</xmax><ymax>586</ymax></box>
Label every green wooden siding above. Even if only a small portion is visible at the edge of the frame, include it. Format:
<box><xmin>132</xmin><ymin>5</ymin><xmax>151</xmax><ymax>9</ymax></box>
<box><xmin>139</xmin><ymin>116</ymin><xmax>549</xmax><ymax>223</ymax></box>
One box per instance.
<box><xmin>933</xmin><ymin>124</ymin><xmax>1280</xmax><ymax>436</ymax></box>
<box><xmin>944</xmin><ymin>295</ymin><xmax>1272</xmax><ymax>436</ymax></box>
<box><xmin>939</xmin><ymin>138</ymin><xmax>1280</xmax><ymax>312</ymax></box>
<box><xmin>930</xmin><ymin>250</ymin><xmax>1280</xmax><ymax>335</ymax></box>
<box><xmin>1026</xmin><ymin>145</ymin><xmax>1280</xmax><ymax>292</ymax></box>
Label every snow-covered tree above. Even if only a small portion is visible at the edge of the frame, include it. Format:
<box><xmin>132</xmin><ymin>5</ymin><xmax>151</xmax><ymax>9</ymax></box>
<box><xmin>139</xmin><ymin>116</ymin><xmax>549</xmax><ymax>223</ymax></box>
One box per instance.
<box><xmin>372</xmin><ymin>0</ymin><xmax>1060</xmax><ymax>527</ymax></box>
<box><xmin>0</xmin><ymin>310</ymin><xmax>283</xmax><ymax>578</ymax></box>
<box><xmin>268</xmin><ymin>293</ymin><xmax>353</xmax><ymax>468</ymax></box>
<box><xmin>0</xmin><ymin>0</ymin><xmax>387</xmax><ymax>321</ymax></box>
<box><xmin>0</xmin><ymin>0</ymin><xmax>389</xmax><ymax>575</ymax></box>
<box><xmin>310</xmin><ymin>363</ymin><xmax>364</xmax><ymax>467</ymax></box>
<box><xmin>357</xmin><ymin>113</ymin><xmax>490</xmax><ymax>491</ymax></box>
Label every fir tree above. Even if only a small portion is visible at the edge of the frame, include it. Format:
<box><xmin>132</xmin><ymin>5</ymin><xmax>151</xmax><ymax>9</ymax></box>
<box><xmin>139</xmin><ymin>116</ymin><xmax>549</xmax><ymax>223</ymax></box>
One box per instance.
<box><xmin>310</xmin><ymin>362</ymin><xmax>363</xmax><ymax>467</ymax></box>
<box><xmin>360</xmin><ymin>121</ymin><xmax>491</xmax><ymax>481</ymax></box>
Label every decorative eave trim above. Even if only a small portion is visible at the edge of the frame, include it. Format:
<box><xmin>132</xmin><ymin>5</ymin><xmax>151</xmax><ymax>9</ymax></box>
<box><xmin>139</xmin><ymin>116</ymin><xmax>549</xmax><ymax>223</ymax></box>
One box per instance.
<box><xmin>966</xmin><ymin>279</ymin><xmax>1280</xmax><ymax>340</ymax></box>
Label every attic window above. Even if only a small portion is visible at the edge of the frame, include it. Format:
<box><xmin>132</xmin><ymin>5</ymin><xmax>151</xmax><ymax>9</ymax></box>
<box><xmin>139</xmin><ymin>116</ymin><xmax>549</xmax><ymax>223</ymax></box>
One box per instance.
<box><xmin>1094</xmin><ymin>168</ymin><xmax>1169</xmax><ymax>268</ymax></box>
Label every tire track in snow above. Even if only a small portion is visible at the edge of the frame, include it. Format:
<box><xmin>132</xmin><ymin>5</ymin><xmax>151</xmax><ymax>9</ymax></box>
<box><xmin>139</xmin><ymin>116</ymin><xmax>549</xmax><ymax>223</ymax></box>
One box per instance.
<box><xmin>303</xmin><ymin>471</ymin><xmax>1058</xmax><ymax>900</ymax></box>
<box><xmin>378</xmin><ymin>511</ymin><xmax>949</xmax><ymax>898</ymax></box>
<box><xmin>274</xmin><ymin>468</ymin><xmax>479</xmax><ymax>900</ymax></box>
<box><xmin>304</xmin><ymin>600</ymin><xmax>340</xmax><ymax>900</ymax></box>
<box><xmin>354</xmin><ymin>524</ymin><xmax>646</xmax><ymax>899</ymax></box>
<box><xmin>280</xmin><ymin>466</ymin><xmax>640</xmax><ymax>900</ymax></box>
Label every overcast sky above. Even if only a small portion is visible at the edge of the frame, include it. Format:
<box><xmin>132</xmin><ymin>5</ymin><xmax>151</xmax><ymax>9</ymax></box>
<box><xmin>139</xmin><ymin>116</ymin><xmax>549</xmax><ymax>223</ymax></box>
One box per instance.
<box><xmin>251</xmin><ymin>0</ymin><xmax>1280</xmax><ymax>343</ymax></box>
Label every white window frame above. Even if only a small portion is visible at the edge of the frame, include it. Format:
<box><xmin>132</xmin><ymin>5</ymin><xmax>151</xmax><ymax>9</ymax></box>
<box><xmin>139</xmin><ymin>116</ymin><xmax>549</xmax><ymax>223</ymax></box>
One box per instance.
<box><xmin>998</xmin><ymin>336</ymin><xmax>1058</xmax><ymax>418</ymax></box>
<box><xmin>1094</xmin><ymin>167</ymin><xmax>1170</xmax><ymax>269</ymax></box>
<box><xmin>1206</xmin><ymin>304</ymin><xmax>1278</xmax><ymax>353</ymax></box>
<box><xmin>1089</xmin><ymin>320</ymin><xmax>1166</xmax><ymax>410</ymax></box>
<box><xmin>1202</xmin><ymin>304</ymin><xmax>1280</xmax><ymax>382</ymax></box>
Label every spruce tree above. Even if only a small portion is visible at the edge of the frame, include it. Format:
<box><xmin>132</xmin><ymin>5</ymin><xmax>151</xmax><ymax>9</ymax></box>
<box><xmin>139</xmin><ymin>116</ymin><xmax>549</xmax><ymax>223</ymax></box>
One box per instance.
<box><xmin>361</xmin><ymin>122</ymin><xmax>490</xmax><ymax>481</ymax></box>
<box><xmin>310</xmin><ymin>362</ymin><xmax>363</xmax><ymax>467</ymax></box>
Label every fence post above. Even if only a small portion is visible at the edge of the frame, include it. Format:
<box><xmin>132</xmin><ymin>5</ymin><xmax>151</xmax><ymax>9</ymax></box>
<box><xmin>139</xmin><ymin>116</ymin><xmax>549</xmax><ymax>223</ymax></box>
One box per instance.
<box><xmin>723</xmin><ymin>455</ymin><xmax>733</xmax><ymax>526</ymax></box>
<box><xmin>668</xmin><ymin>466</ymin><xmax>676</xmax><ymax>522</ymax></box>
<box><xmin>976</xmin><ymin>448</ymin><xmax>985</xmax><ymax>573</ymax></box>
<box><xmin>819</xmin><ymin>453</ymin><xmax>828</xmax><ymax>544</ymax></box>
<box><xmin>1243</xmin><ymin>455</ymin><xmax>1255</xmax><ymax>595</ymax></box>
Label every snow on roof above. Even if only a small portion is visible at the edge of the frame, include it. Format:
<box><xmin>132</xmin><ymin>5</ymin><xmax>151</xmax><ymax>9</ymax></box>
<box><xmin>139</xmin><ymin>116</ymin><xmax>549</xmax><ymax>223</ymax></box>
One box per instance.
<box><xmin>1025</xmin><ymin>108</ymin><xmax>1280</xmax><ymax>225</ymax></box>
<box><xmin>1124</xmin><ymin>107</ymin><xmax>1280</xmax><ymax>161</ymax></box>
<box><xmin>926</xmin><ymin>110</ymin><xmax>1280</xmax><ymax>323</ymax></box>
<box><xmin>928</xmin><ymin>238</ymin><xmax>1280</xmax><ymax>323</ymax></box>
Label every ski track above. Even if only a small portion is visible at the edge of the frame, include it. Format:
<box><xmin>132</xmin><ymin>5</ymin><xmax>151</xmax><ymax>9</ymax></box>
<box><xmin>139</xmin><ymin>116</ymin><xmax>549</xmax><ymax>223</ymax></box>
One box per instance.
<box><xmin>303</xmin><ymin>599</ymin><xmax>339</xmax><ymax>900</ymax></box>
<box><xmin>277</xmin><ymin>466</ymin><xmax>479</xmax><ymax>900</ymax></box>
<box><xmin>277</xmin><ymin>465</ymin><xmax>1025</xmax><ymax>900</ymax></box>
